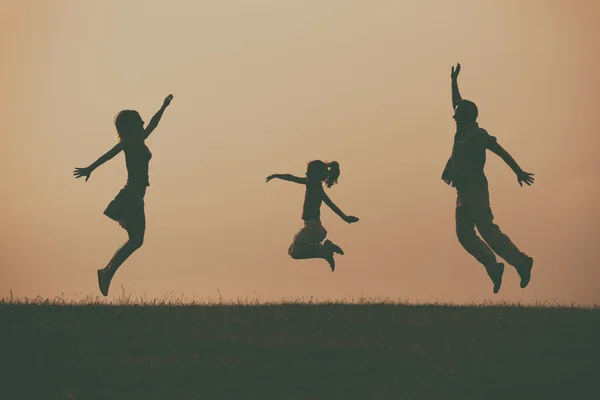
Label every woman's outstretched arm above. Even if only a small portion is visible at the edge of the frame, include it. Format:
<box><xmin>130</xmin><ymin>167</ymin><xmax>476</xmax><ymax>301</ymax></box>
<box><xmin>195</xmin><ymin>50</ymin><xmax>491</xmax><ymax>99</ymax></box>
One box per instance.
<box><xmin>322</xmin><ymin>192</ymin><xmax>359</xmax><ymax>223</ymax></box>
<box><xmin>143</xmin><ymin>94</ymin><xmax>173</xmax><ymax>139</ymax></box>
<box><xmin>266</xmin><ymin>174</ymin><xmax>307</xmax><ymax>184</ymax></box>
<box><xmin>73</xmin><ymin>142</ymin><xmax>123</xmax><ymax>182</ymax></box>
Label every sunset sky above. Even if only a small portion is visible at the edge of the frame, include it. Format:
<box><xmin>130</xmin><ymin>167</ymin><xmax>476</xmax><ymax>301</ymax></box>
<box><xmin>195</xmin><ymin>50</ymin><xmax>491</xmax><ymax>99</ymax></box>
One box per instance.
<box><xmin>1</xmin><ymin>0</ymin><xmax>599</xmax><ymax>304</ymax></box>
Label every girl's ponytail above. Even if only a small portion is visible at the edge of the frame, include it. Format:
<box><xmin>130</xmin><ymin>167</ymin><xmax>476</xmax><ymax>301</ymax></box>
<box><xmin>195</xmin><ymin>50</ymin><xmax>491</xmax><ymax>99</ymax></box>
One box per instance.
<box><xmin>325</xmin><ymin>161</ymin><xmax>340</xmax><ymax>188</ymax></box>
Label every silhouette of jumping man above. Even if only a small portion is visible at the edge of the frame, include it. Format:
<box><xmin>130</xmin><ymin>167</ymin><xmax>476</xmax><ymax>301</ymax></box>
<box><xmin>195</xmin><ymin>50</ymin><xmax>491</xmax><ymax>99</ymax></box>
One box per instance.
<box><xmin>266</xmin><ymin>161</ymin><xmax>359</xmax><ymax>271</ymax></box>
<box><xmin>443</xmin><ymin>64</ymin><xmax>534</xmax><ymax>294</ymax></box>
<box><xmin>74</xmin><ymin>94</ymin><xmax>174</xmax><ymax>296</ymax></box>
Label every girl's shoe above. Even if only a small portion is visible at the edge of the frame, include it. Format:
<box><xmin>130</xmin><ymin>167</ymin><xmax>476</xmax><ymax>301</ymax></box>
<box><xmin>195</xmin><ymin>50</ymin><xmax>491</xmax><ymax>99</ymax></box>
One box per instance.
<box><xmin>324</xmin><ymin>240</ymin><xmax>344</xmax><ymax>255</ymax></box>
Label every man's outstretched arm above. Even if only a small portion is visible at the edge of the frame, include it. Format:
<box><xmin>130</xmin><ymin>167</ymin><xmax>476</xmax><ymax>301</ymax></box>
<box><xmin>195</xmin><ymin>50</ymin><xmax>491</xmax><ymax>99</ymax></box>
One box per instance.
<box><xmin>488</xmin><ymin>141</ymin><xmax>535</xmax><ymax>187</ymax></box>
<box><xmin>451</xmin><ymin>63</ymin><xmax>463</xmax><ymax>110</ymax></box>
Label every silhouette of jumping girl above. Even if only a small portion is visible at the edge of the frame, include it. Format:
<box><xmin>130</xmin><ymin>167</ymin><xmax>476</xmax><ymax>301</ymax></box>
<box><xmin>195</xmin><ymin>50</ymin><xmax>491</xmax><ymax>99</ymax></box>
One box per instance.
<box><xmin>266</xmin><ymin>161</ymin><xmax>359</xmax><ymax>271</ymax></box>
<box><xmin>442</xmin><ymin>63</ymin><xmax>534</xmax><ymax>294</ymax></box>
<box><xmin>74</xmin><ymin>94</ymin><xmax>173</xmax><ymax>296</ymax></box>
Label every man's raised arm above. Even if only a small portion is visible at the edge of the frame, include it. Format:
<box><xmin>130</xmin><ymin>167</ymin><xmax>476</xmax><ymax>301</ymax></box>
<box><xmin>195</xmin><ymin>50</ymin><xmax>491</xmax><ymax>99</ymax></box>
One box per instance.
<box><xmin>451</xmin><ymin>63</ymin><xmax>463</xmax><ymax>110</ymax></box>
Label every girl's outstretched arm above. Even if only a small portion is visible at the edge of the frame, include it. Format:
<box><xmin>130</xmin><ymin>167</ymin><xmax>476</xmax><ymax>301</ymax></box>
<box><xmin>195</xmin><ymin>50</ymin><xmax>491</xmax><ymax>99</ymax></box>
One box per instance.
<box><xmin>143</xmin><ymin>94</ymin><xmax>173</xmax><ymax>139</ymax></box>
<box><xmin>488</xmin><ymin>141</ymin><xmax>535</xmax><ymax>187</ymax></box>
<box><xmin>322</xmin><ymin>192</ymin><xmax>359</xmax><ymax>223</ymax></box>
<box><xmin>73</xmin><ymin>142</ymin><xmax>124</xmax><ymax>182</ymax></box>
<box><xmin>266</xmin><ymin>174</ymin><xmax>307</xmax><ymax>184</ymax></box>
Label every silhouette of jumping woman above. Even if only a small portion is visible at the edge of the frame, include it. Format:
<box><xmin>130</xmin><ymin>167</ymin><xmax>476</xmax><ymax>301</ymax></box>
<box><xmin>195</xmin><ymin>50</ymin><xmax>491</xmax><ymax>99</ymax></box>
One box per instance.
<box><xmin>74</xmin><ymin>94</ymin><xmax>174</xmax><ymax>296</ymax></box>
<box><xmin>266</xmin><ymin>161</ymin><xmax>359</xmax><ymax>271</ymax></box>
<box><xmin>442</xmin><ymin>64</ymin><xmax>534</xmax><ymax>294</ymax></box>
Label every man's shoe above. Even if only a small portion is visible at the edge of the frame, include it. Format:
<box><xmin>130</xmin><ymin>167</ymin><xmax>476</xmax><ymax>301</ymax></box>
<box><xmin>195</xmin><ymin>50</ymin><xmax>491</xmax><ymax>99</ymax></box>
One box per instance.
<box><xmin>486</xmin><ymin>263</ymin><xmax>504</xmax><ymax>294</ymax></box>
<box><xmin>517</xmin><ymin>257</ymin><xmax>533</xmax><ymax>289</ymax></box>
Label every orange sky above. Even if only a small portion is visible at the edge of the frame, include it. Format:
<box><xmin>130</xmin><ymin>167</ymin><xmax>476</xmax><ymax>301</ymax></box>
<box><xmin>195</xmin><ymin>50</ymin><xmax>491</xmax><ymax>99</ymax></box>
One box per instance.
<box><xmin>1</xmin><ymin>0</ymin><xmax>599</xmax><ymax>304</ymax></box>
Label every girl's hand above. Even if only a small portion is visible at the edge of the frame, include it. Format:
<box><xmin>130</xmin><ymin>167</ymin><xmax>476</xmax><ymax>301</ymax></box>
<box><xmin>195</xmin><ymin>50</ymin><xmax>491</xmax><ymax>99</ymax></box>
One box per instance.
<box><xmin>344</xmin><ymin>216</ymin><xmax>359</xmax><ymax>224</ymax></box>
<box><xmin>163</xmin><ymin>94</ymin><xmax>174</xmax><ymax>108</ymax></box>
<box><xmin>517</xmin><ymin>170</ymin><xmax>535</xmax><ymax>187</ymax></box>
<box><xmin>73</xmin><ymin>167</ymin><xmax>93</xmax><ymax>182</ymax></box>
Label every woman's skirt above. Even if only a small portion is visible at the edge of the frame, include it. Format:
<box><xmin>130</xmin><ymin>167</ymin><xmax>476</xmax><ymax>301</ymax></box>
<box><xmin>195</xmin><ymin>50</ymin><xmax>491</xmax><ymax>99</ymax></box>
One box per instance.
<box><xmin>288</xmin><ymin>219</ymin><xmax>327</xmax><ymax>256</ymax></box>
<box><xmin>103</xmin><ymin>185</ymin><xmax>146</xmax><ymax>230</ymax></box>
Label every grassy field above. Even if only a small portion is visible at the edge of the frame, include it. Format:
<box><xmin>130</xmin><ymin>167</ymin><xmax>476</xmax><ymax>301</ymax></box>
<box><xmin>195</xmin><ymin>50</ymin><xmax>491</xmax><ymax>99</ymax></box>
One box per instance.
<box><xmin>1</xmin><ymin>296</ymin><xmax>599</xmax><ymax>400</ymax></box>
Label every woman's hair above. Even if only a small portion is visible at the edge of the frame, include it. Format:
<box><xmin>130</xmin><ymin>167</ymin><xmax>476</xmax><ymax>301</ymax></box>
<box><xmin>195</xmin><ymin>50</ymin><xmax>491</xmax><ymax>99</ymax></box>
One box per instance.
<box><xmin>114</xmin><ymin>110</ymin><xmax>142</xmax><ymax>141</ymax></box>
<box><xmin>306</xmin><ymin>160</ymin><xmax>340</xmax><ymax>188</ymax></box>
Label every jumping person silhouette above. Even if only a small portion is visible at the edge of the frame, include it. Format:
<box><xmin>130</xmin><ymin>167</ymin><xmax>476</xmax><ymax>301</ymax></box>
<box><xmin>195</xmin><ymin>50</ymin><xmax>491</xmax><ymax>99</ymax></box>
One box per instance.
<box><xmin>442</xmin><ymin>64</ymin><xmax>534</xmax><ymax>294</ymax></box>
<box><xmin>266</xmin><ymin>161</ymin><xmax>359</xmax><ymax>271</ymax></box>
<box><xmin>74</xmin><ymin>94</ymin><xmax>174</xmax><ymax>296</ymax></box>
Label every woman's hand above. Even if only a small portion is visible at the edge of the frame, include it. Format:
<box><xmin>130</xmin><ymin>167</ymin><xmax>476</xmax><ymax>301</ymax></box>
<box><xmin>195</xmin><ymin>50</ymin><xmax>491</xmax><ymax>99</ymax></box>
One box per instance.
<box><xmin>451</xmin><ymin>63</ymin><xmax>461</xmax><ymax>80</ymax></box>
<box><xmin>266</xmin><ymin>175</ymin><xmax>276</xmax><ymax>182</ymax></box>
<box><xmin>73</xmin><ymin>167</ymin><xmax>93</xmax><ymax>182</ymax></box>
<box><xmin>163</xmin><ymin>94</ymin><xmax>174</xmax><ymax>108</ymax></box>
<box><xmin>517</xmin><ymin>170</ymin><xmax>535</xmax><ymax>187</ymax></box>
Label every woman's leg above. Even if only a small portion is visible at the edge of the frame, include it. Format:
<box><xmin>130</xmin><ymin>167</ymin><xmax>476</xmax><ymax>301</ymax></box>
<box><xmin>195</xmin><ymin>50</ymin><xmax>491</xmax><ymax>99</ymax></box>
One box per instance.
<box><xmin>98</xmin><ymin>214</ymin><xmax>146</xmax><ymax>296</ymax></box>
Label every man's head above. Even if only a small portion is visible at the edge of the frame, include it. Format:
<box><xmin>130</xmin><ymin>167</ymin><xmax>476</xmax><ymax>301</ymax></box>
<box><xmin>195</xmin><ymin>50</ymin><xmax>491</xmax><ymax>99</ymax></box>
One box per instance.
<box><xmin>453</xmin><ymin>99</ymin><xmax>478</xmax><ymax>126</ymax></box>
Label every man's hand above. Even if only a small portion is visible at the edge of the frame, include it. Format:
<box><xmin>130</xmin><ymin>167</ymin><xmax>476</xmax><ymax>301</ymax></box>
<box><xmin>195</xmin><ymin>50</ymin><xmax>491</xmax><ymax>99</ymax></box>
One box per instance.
<box><xmin>344</xmin><ymin>216</ymin><xmax>359</xmax><ymax>224</ymax></box>
<box><xmin>451</xmin><ymin>63</ymin><xmax>461</xmax><ymax>80</ymax></box>
<box><xmin>517</xmin><ymin>170</ymin><xmax>535</xmax><ymax>187</ymax></box>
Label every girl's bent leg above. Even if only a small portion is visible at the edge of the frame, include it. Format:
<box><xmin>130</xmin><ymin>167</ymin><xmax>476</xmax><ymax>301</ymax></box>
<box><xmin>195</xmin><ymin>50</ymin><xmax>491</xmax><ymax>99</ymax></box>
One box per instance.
<box><xmin>289</xmin><ymin>244</ymin><xmax>326</xmax><ymax>260</ymax></box>
<box><xmin>287</xmin><ymin>221</ymin><xmax>335</xmax><ymax>271</ymax></box>
<box><xmin>289</xmin><ymin>243</ymin><xmax>336</xmax><ymax>272</ymax></box>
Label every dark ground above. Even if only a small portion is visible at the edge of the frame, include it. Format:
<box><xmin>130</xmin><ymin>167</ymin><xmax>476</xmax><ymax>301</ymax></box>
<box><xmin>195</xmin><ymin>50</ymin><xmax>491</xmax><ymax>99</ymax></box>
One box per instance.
<box><xmin>1</xmin><ymin>301</ymin><xmax>599</xmax><ymax>400</ymax></box>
